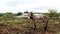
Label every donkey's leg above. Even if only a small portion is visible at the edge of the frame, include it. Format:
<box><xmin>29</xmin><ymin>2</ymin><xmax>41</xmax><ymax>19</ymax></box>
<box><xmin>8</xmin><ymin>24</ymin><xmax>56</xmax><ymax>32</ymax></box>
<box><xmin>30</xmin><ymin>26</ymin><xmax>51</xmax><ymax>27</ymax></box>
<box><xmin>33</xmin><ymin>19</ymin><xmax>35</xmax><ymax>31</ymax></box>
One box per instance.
<box><xmin>44</xmin><ymin>20</ymin><xmax>48</xmax><ymax>31</ymax></box>
<box><xmin>43</xmin><ymin>20</ymin><xmax>45</xmax><ymax>23</ymax></box>
<box><xmin>33</xmin><ymin>20</ymin><xmax>36</xmax><ymax>30</ymax></box>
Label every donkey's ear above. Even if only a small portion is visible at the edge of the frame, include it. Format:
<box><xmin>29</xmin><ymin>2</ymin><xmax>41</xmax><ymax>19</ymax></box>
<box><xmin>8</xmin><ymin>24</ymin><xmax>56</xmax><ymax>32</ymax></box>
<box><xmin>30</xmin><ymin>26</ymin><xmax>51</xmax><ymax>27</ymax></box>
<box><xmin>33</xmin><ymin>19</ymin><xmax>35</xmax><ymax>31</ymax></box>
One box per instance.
<box><xmin>27</xmin><ymin>12</ymin><xmax>29</xmax><ymax>13</ymax></box>
<box><xmin>30</xmin><ymin>12</ymin><xmax>32</xmax><ymax>13</ymax></box>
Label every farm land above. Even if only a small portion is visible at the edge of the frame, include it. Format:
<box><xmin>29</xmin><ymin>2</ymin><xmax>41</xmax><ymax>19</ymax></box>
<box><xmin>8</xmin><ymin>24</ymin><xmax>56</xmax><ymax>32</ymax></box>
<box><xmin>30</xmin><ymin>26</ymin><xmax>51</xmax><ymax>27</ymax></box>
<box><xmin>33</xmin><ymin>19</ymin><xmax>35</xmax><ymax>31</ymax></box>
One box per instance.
<box><xmin>0</xmin><ymin>17</ymin><xmax>60</xmax><ymax>34</ymax></box>
<box><xmin>0</xmin><ymin>10</ymin><xmax>60</xmax><ymax>34</ymax></box>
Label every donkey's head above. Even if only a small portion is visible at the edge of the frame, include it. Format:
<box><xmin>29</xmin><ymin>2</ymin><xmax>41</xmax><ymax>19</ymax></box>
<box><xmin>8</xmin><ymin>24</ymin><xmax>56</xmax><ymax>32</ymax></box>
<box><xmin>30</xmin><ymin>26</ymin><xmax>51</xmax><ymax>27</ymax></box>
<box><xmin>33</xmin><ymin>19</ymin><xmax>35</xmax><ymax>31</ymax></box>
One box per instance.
<box><xmin>27</xmin><ymin>12</ymin><xmax>33</xmax><ymax>17</ymax></box>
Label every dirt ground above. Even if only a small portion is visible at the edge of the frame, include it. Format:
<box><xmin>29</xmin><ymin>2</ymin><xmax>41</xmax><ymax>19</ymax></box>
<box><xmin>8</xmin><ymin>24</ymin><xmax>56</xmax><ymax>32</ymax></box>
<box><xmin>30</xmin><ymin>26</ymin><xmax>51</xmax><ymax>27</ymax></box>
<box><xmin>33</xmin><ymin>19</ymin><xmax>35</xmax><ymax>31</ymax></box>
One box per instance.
<box><xmin>0</xmin><ymin>18</ymin><xmax>60</xmax><ymax>34</ymax></box>
<box><xmin>0</xmin><ymin>24</ymin><xmax>59</xmax><ymax>34</ymax></box>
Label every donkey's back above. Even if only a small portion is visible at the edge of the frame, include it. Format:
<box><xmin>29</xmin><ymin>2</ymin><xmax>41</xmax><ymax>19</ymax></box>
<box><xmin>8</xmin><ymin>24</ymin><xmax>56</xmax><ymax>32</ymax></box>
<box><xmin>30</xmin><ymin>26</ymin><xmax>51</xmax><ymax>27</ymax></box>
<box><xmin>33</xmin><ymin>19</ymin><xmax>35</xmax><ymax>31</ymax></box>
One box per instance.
<box><xmin>33</xmin><ymin>14</ymin><xmax>44</xmax><ymax>20</ymax></box>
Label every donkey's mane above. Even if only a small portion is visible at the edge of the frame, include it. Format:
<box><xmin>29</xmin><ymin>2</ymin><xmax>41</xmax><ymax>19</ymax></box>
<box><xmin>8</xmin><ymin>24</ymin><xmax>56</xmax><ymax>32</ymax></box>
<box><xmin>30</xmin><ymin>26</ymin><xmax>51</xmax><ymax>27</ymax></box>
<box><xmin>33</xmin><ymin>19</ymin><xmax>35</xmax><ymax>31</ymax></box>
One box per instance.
<box><xmin>29</xmin><ymin>12</ymin><xmax>34</xmax><ymax>20</ymax></box>
<box><xmin>30</xmin><ymin>12</ymin><xmax>33</xmax><ymax>16</ymax></box>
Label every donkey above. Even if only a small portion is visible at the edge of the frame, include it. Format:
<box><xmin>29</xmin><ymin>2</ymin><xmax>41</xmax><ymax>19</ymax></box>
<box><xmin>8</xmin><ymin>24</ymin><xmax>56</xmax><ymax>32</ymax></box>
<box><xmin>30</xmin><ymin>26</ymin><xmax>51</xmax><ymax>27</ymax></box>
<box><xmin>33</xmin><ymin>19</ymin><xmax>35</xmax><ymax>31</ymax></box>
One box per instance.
<box><xmin>27</xmin><ymin>12</ymin><xmax>49</xmax><ymax>31</ymax></box>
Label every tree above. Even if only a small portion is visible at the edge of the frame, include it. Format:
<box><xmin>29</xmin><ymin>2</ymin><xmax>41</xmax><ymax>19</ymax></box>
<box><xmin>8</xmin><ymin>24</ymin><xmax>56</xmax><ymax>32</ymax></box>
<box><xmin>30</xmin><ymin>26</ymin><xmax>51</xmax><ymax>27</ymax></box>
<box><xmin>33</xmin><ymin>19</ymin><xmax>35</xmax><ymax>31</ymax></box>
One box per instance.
<box><xmin>17</xmin><ymin>12</ymin><xmax>22</xmax><ymax>16</ymax></box>
<box><xmin>48</xmin><ymin>9</ymin><xmax>59</xmax><ymax>18</ymax></box>
<box><xmin>24</xmin><ymin>10</ymin><xmax>28</xmax><ymax>13</ymax></box>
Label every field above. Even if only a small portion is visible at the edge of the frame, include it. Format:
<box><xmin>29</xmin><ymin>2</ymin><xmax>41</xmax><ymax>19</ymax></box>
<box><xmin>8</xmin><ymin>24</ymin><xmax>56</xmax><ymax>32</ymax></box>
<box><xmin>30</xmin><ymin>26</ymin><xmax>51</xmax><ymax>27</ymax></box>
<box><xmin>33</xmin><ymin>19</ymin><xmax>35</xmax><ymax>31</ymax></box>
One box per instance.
<box><xmin>0</xmin><ymin>17</ymin><xmax>60</xmax><ymax>34</ymax></box>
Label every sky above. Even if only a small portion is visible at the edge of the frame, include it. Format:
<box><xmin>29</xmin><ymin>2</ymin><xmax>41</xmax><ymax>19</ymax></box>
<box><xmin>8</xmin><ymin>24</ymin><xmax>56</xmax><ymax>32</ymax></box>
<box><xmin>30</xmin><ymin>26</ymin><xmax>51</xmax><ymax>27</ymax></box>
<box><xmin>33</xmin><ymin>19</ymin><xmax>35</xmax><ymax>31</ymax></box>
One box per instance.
<box><xmin>0</xmin><ymin>0</ymin><xmax>60</xmax><ymax>13</ymax></box>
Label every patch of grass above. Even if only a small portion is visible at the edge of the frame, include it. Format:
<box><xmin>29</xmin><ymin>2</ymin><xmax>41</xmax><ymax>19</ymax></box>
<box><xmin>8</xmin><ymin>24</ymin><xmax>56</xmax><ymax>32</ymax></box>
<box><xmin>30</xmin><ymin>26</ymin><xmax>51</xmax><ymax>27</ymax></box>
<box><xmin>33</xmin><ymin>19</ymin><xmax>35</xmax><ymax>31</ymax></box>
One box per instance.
<box><xmin>22</xmin><ymin>23</ymin><xmax>30</xmax><ymax>28</ymax></box>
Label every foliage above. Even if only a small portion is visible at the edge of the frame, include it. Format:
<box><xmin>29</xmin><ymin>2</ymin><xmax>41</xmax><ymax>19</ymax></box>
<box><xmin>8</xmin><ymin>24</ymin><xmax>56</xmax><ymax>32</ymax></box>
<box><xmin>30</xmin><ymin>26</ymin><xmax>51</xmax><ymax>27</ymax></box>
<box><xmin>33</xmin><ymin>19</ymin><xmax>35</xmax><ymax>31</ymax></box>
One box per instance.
<box><xmin>16</xmin><ymin>12</ymin><xmax>23</xmax><ymax>16</ymax></box>
<box><xmin>3</xmin><ymin>12</ymin><xmax>15</xmax><ymax>18</ymax></box>
<box><xmin>24</xmin><ymin>10</ymin><xmax>28</xmax><ymax>13</ymax></box>
<box><xmin>0</xmin><ymin>13</ymin><xmax>4</xmax><ymax>17</ymax></box>
<box><xmin>48</xmin><ymin>9</ymin><xmax>59</xmax><ymax>18</ymax></box>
